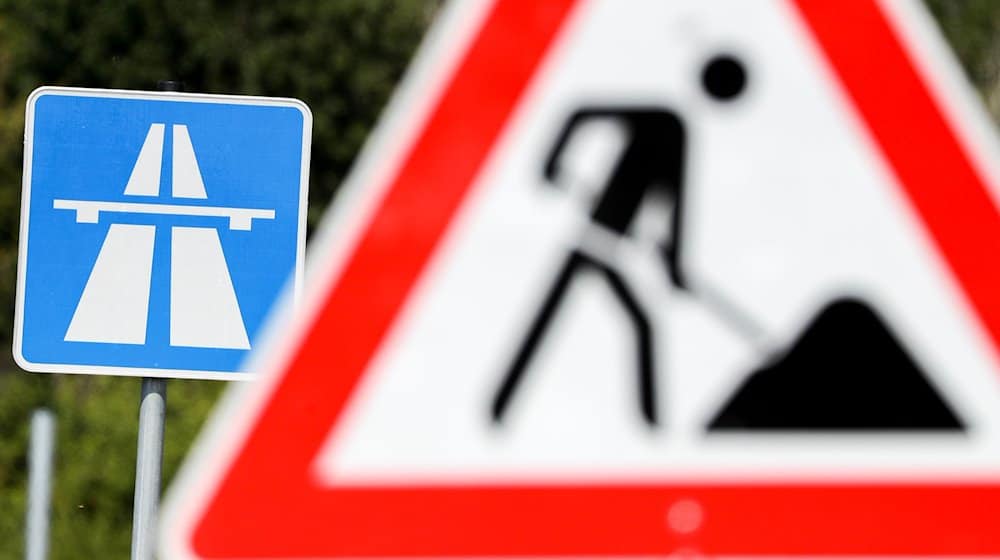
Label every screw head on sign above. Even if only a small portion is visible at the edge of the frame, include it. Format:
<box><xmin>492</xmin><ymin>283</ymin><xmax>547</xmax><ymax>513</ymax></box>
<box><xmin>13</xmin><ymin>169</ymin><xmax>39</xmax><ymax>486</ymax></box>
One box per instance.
<box><xmin>667</xmin><ymin>499</ymin><xmax>704</xmax><ymax>534</ymax></box>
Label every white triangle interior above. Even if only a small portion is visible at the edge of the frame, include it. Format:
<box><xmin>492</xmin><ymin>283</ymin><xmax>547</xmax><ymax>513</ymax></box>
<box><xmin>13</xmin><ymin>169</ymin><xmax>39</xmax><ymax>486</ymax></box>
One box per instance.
<box><xmin>312</xmin><ymin>0</ymin><xmax>1000</xmax><ymax>485</ymax></box>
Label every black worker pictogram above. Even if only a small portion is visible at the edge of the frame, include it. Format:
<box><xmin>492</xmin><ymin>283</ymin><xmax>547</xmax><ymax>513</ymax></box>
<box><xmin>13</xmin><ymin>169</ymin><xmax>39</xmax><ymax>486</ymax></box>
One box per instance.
<box><xmin>490</xmin><ymin>107</ymin><xmax>688</xmax><ymax>427</ymax></box>
<box><xmin>491</xmin><ymin>53</ymin><xmax>965</xmax><ymax>432</ymax></box>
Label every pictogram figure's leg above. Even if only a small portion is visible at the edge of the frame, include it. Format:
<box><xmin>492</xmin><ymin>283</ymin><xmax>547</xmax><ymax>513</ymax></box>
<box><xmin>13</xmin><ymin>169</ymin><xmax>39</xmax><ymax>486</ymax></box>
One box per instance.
<box><xmin>491</xmin><ymin>251</ymin><xmax>657</xmax><ymax>426</ymax></box>
<box><xmin>590</xmin><ymin>257</ymin><xmax>657</xmax><ymax>425</ymax></box>
<box><xmin>492</xmin><ymin>252</ymin><xmax>585</xmax><ymax>423</ymax></box>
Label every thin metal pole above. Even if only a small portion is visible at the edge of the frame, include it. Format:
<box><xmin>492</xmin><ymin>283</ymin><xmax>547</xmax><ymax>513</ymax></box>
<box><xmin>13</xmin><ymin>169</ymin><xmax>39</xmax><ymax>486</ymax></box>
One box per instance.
<box><xmin>130</xmin><ymin>378</ymin><xmax>167</xmax><ymax>560</ymax></box>
<box><xmin>26</xmin><ymin>408</ymin><xmax>55</xmax><ymax>560</ymax></box>
<box><xmin>130</xmin><ymin>79</ymin><xmax>182</xmax><ymax>560</ymax></box>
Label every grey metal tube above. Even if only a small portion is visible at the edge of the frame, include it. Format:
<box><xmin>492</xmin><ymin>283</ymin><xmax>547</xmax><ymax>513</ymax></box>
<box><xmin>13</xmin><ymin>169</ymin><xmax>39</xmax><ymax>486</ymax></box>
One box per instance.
<box><xmin>130</xmin><ymin>378</ymin><xmax>167</xmax><ymax>560</ymax></box>
<box><xmin>26</xmin><ymin>408</ymin><xmax>55</xmax><ymax>560</ymax></box>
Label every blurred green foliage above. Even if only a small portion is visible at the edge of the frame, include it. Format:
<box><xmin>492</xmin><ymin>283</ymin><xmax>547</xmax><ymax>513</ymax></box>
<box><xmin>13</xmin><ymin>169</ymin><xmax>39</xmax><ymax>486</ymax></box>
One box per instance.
<box><xmin>926</xmin><ymin>0</ymin><xmax>1000</xmax><ymax>115</ymax></box>
<box><xmin>0</xmin><ymin>1</ymin><xmax>996</xmax><ymax>558</ymax></box>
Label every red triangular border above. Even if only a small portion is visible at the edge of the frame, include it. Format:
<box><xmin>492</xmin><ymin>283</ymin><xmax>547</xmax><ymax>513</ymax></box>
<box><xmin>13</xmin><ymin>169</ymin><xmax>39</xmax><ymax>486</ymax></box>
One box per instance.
<box><xmin>192</xmin><ymin>0</ymin><xmax>1000</xmax><ymax>556</ymax></box>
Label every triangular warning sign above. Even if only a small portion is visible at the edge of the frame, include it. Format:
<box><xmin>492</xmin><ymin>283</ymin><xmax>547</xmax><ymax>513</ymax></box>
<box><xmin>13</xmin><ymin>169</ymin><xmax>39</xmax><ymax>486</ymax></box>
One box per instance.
<box><xmin>163</xmin><ymin>0</ymin><xmax>1000</xmax><ymax>557</ymax></box>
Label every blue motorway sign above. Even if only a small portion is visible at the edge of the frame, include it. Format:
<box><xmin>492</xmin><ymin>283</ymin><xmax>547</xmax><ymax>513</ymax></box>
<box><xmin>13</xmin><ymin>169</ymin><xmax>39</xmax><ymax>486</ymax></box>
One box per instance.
<box><xmin>14</xmin><ymin>87</ymin><xmax>311</xmax><ymax>379</ymax></box>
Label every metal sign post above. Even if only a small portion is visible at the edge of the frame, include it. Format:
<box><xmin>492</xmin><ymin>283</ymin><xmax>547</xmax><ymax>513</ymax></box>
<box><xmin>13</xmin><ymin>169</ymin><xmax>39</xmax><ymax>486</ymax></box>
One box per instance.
<box><xmin>129</xmin><ymin>80</ymin><xmax>180</xmax><ymax>560</ymax></box>
<box><xmin>131</xmin><ymin>378</ymin><xmax>167</xmax><ymax>560</ymax></box>
<box><xmin>26</xmin><ymin>408</ymin><xmax>54</xmax><ymax>560</ymax></box>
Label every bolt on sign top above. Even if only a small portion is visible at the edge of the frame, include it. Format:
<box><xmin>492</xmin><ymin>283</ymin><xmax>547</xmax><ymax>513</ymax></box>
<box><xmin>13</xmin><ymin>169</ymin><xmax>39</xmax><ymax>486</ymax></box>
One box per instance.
<box><xmin>163</xmin><ymin>0</ymin><xmax>1000</xmax><ymax>557</ymax></box>
<box><xmin>15</xmin><ymin>88</ymin><xmax>311</xmax><ymax>380</ymax></box>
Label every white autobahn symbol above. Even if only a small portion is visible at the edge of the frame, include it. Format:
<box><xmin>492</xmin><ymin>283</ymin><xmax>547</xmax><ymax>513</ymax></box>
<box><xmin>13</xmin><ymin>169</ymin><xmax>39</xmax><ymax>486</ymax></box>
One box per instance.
<box><xmin>53</xmin><ymin>123</ymin><xmax>275</xmax><ymax>350</ymax></box>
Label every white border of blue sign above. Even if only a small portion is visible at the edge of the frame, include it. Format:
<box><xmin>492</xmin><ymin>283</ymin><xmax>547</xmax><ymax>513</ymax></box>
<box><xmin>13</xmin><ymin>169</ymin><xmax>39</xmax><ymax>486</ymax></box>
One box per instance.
<box><xmin>13</xmin><ymin>86</ymin><xmax>312</xmax><ymax>381</ymax></box>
